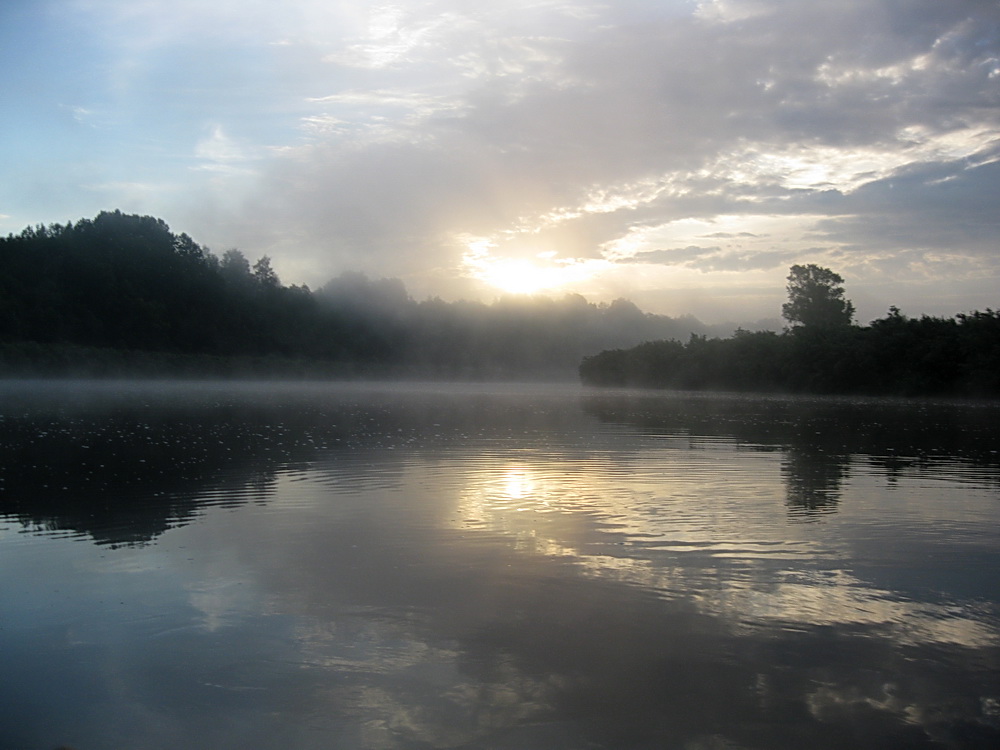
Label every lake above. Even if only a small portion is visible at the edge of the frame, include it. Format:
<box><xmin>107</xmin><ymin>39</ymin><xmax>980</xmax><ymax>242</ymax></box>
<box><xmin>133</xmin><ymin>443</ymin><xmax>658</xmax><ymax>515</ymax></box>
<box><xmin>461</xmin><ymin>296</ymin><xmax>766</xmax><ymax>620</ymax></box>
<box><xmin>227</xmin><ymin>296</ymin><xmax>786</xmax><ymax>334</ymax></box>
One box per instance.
<box><xmin>1</xmin><ymin>380</ymin><xmax>998</xmax><ymax>750</ymax></box>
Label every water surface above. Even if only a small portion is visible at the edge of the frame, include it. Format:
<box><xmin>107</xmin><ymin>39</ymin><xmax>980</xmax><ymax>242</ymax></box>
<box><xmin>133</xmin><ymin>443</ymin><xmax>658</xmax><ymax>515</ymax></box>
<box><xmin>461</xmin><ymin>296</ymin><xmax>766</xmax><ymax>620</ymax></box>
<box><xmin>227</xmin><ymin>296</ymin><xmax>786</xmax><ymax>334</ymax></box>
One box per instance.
<box><xmin>1</xmin><ymin>380</ymin><xmax>998</xmax><ymax>749</ymax></box>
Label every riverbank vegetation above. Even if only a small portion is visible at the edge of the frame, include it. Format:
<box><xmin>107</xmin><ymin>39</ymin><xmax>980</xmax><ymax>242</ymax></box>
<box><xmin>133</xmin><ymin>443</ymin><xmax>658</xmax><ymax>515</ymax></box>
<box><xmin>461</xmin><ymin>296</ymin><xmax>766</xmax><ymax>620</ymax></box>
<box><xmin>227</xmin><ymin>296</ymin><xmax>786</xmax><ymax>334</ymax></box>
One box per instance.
<box><xmin>580</xmin><ymin>265</ymin><xmax>1000</xmax><ymax>397</ymax></box>
<box><xmin>1</xmin><ymin>211</ymin><xmax>741</xmax><ymax>379</ymax></box>
<box><xmin>6</xmin><ymin>213</ymin><xmax>995</xmax><ymax>395</ymax></box>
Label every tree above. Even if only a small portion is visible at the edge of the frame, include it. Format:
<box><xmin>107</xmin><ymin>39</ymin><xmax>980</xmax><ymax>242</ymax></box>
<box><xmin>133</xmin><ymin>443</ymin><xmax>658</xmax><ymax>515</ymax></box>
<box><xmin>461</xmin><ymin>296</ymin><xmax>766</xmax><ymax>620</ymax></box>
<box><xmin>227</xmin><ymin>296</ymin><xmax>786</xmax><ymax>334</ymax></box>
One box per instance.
<box><xmin>782</xmin><ymin>264</ymin><xmax>855</xmax><ymax>329</ymax></box>
<box><xmin>220</xmin><ymin>249</ymin><xmax>251</xmax><ymax>281</ymax></box>
<box><xmin>252</xmin><ymin>255</ymin><xmax>280</xmax><ymax>289</ymax></box>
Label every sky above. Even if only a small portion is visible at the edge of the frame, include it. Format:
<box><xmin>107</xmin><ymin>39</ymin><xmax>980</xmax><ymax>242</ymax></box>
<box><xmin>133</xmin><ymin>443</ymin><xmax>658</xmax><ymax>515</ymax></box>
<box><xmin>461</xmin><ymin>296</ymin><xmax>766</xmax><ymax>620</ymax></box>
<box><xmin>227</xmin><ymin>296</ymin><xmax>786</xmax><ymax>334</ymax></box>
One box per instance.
<box><xmin>1</xmin><ymin>0</ymin><xmax>998</xmax><ymax>324</ymax></box>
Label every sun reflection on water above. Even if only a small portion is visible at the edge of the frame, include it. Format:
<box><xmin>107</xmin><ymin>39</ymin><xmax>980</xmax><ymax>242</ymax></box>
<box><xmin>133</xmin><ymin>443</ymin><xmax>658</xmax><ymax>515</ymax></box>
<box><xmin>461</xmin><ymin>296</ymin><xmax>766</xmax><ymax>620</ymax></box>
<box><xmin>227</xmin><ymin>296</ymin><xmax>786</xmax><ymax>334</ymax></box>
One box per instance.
<box><xmin>502</xmin><ymin>468</ymin><xmax>534</xmax><ymax>502</ymax></box>
<box><xmin>441</xmin><ymin>450</ymin><xmax>997</xmax><ymax>650</ymax></box>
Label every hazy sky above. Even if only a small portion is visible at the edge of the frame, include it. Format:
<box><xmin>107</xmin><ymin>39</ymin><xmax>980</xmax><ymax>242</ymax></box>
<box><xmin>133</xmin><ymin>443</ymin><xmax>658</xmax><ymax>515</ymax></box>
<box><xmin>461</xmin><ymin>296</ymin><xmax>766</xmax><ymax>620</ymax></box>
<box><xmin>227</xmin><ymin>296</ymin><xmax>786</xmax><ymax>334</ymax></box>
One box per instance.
<box><xmin>2</xmin><ymin>0</ymin><xmax>998</xmax><ymax>323</ymax></box>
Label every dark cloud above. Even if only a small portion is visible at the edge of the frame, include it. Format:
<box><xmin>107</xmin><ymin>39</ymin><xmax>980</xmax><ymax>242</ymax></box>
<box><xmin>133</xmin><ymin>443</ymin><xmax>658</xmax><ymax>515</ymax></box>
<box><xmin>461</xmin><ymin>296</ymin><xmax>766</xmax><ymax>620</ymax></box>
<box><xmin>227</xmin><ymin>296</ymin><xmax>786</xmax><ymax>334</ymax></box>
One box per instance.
<box><xmin>626</xmin><ymin>245</ymin><xmax>798</xmax><ymax>273</ymax></box>
<box><xmin>818</xmin><ymin>156</ymin><xmax>1000</xmax><ymax>255</ymax></box>
<box><xmin>623</xmin><ymin>246</ymin><xmax>722</xmax><ymax>266</ymax></box>
<box><xmin>243</xmin><ymin>1</ymin><xmax>997</xmax><ymax>267</ymax></box>
<box><xmin>5</xmin><ymin>0</ymin><xmax>999</xmax><ymax>319</ymax></box>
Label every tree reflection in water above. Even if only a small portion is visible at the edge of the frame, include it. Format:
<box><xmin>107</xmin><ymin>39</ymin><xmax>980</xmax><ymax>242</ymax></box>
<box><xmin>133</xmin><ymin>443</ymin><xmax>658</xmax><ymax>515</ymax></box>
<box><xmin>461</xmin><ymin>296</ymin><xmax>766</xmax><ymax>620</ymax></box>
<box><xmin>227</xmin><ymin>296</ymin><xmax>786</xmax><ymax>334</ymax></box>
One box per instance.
<box><xmin>782</xmin><ymin>448</ymin><xmax>848</xmax><ymax>517</ymax></box>
<box><xmin>1</xmin><ymin>382</ymin><xmax>998</xmax><ymax>749</ymax></box>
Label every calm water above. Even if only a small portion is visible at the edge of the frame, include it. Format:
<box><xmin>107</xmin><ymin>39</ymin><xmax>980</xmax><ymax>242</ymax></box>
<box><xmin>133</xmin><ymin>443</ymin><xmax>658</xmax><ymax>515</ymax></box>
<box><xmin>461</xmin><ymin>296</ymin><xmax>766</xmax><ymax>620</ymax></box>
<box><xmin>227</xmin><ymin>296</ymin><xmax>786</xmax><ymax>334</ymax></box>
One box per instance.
<box><xmin>1</xmin><ymin>380</ymin><xmax>998</xmax><ymax>750</ymax></box>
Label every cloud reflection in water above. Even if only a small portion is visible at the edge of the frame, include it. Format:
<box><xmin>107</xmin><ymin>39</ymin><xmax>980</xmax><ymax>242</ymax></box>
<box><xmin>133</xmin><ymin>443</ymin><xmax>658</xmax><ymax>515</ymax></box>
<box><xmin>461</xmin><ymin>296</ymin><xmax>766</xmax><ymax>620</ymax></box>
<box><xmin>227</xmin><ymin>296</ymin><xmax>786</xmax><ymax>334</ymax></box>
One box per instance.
<box><xmin>1</xmin><ymin>382</ymin><xmax>998</xmax><ymax>749</ymax></box>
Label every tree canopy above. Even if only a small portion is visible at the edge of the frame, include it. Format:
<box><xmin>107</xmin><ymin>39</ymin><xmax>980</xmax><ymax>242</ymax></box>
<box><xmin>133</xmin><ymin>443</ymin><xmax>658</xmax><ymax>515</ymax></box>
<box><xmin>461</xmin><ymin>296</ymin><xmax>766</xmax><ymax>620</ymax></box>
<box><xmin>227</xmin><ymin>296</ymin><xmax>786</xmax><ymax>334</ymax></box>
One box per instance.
<box><xmin>6</xmin><ymin>219</ymin><xmax>996</xmax><ymax>397</ymax></box>
<box><xmin>782</xmin><ymin>264</ymin><xmax>855</xmax><ymax>329</ymax></box>
<box><xmin>581</xmin><ymin>265</ymin><xmax>999</xmax><ymax>397</ymax></box>
<box><xmin>0</xmin><ymin>211</ymin><xmax>728</xmax><ymax>379</ymax></box>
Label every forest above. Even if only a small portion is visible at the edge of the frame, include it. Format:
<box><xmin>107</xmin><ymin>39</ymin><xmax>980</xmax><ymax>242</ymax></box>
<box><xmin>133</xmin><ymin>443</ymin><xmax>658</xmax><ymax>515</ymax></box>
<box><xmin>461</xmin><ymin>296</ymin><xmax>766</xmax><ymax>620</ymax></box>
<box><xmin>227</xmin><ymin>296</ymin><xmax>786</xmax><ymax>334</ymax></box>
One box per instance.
<box><xmin>4</xmin><ymin>212</ymin><xmax>996</xmax><ymax>396</ymax></box>
<box><xmin>0</xmin><ymin>210</ymin><xmax>730</xmax><ymax>379</ymax></box>
<box><xmin>580</xmin><ymin>265</ymin><xmax>1000</xmax><ymax>397</ymax></box>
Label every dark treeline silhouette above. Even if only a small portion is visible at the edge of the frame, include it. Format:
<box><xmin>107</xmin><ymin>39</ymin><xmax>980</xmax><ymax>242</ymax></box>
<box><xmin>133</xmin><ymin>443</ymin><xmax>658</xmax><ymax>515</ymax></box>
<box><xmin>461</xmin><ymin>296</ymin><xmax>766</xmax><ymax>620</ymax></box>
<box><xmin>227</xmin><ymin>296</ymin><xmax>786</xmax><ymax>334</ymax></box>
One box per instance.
<box><xmin>0</xmin><ymin>210</ymin><xmax>745</xmax><ymax>379</ymax></box>
<box><xmin>581</xmin><ymin>265</ymin><xmax>1000</xmax><ymax>397</ymax></box>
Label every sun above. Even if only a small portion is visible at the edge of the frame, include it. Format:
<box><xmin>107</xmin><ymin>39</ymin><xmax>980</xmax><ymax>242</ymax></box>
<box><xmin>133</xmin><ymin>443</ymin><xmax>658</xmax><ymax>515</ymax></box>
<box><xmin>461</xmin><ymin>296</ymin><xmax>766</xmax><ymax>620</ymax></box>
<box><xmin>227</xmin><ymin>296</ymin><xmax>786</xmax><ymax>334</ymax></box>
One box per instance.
<box><xmin>461</xmin><ymin>238</ymin><xmax>600</xmax><ymax>296</ymax></box>
<box><xmin>480</xmin><ymin>258</ymin><xmax>560</xmax><ymax>295</ymax></box>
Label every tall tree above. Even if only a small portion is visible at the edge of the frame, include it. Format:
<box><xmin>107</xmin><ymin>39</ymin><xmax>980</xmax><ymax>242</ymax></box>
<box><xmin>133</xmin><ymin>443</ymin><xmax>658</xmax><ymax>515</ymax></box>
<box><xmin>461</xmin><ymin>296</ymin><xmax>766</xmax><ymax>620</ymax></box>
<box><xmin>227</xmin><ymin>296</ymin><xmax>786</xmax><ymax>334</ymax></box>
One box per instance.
<box><xmin>252</xmin><ymin>256</ymin><xmax>280</xmax><ymax>289</ymax></box>
<box><xmin>782</xmin><ymin>264</ymin><xmax>855</xmax><ymax>329</ymax></box>
<box><xmin>220</xmin><ymin>249</ymin><xmax>252</xmax><ymax>287</ymax></box>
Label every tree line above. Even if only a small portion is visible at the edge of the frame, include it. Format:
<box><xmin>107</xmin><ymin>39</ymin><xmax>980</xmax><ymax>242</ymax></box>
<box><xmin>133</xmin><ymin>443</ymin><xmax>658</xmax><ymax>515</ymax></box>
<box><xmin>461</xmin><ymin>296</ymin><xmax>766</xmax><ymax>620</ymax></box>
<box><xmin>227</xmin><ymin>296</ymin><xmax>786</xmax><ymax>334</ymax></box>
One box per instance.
<box><xmin>7</xmin><ymin>214</ymin><xmax>994</xmax><ymax>395</ymax></box>
<box><xmin>0</xmin><ymin>210</ymin><xmax>734</xmax><ymax>379</ymax></box>
<box><xmin>580</xmin><ymin>265</ymin><xmax>1000</xmax><ymax>397</ymax></box>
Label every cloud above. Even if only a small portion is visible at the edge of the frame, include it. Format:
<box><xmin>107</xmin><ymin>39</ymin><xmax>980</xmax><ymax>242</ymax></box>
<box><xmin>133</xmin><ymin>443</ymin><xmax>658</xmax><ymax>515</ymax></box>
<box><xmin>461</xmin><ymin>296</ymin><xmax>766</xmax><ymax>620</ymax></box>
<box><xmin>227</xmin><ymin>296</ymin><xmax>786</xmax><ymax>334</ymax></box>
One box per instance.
<box><xmin>623</xmin><ymin>246</ymin><xmax>722</xmax><ymax>266</ymax></box>
<box><xmin>193</xmin><ymin>125</ymin><xmax>259</xmax><ymax>172</ymax></box>
<box><xmin>817</xmin><ymin>152</ymin><xmax>1000</xmax><ymax>256</ymax></box>
<box><xmin>10</xmin><ymin>0</ymin><xmax>1000</xmax><ymax>320</ymax></box>
<box><xmin>624</xmin><ymin>245</ymin><xmax>799</xmax><ymax>273</ymax></box>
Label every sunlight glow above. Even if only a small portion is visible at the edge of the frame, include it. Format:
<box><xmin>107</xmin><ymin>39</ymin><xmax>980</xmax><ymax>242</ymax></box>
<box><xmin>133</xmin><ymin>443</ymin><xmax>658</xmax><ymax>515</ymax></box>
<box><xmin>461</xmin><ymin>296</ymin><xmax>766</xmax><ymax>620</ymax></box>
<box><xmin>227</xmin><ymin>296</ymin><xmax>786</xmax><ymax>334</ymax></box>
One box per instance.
<box><xmin>479</xmin><ymin>258</ymin><xmax>561</xmax><ymax>295</ymax></box>
<box><xmin>503</xmin><ymin>469</ymin><xmax>535</xmax><ymax>500</ymax></box>
<box><xmin>710</xmin><ymin>126</ymin><xmax>998</xmax><ymax>193</ymax></box>
<box><xmin>460</xmin><ymin>236</ymin><xmax>601</xmax><ymax>295</ymax></box>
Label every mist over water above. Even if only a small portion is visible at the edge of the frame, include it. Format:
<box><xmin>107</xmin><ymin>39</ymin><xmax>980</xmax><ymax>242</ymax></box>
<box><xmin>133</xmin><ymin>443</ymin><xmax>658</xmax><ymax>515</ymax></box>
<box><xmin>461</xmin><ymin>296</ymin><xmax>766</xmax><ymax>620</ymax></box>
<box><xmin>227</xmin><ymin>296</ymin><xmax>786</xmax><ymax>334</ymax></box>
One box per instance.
<box><xmin>1</xmin><ymin>380</ymin><xmax>998</xmax><ymax>749</ymax></box>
